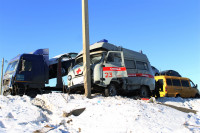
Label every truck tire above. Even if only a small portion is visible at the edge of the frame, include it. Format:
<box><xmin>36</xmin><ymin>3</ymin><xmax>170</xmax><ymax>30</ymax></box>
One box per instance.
<box><xmin>26</xmin><ymin>88</ymin><xmax>41</xmax><ymax>98</ymax></box>
<box><xmin>105</xmin><ymin>83</ymin><xmax>117</xmax><ymax>97</ymax></box>
<box><xmin>3</xmin><ymin>90</ymin><xmax>11</xmax><ymax>96</ymax></box>
<box><xmin>139</xmin><ymin>86</ymin><xmax>150</xmax><ymax>98</ymax></box>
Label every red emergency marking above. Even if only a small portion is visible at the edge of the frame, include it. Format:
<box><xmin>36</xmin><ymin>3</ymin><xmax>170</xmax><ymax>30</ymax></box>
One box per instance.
<box><xmin>103</xmin><ymin>67</ymin><xmax>126</xmax><ymax>71</ymax></box>
<box><xmin>128</xmin><ymin>73</ymin><xmax>154</xmax><ymax>78</ymax></box>
<box><xmin>76</xmin><ymin>68</ymin><xmax>81</xmax><ymax>74</ymax></box>
<box><xmin>105</xmin><ymin>72</ymin><xmax>112</xmax><ymax>78</ymax></box>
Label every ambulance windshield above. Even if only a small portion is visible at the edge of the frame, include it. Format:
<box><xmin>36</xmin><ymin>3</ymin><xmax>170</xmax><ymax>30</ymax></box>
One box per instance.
<box><xmin>73</xmin><ymin>53</ymin><xmax>103</xmax><ymax>70</ymax></box>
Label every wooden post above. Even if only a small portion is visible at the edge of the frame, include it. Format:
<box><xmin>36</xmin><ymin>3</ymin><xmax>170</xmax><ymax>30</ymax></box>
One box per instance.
<box><xmin>82</xmin><ymin>0</ymin><xmax>91</xmax><ymax>98</ymax></box>
<box><xmin>1</xmin><ymin>58</ymin><xmax>4</xmax><ymax>95</ymax></box>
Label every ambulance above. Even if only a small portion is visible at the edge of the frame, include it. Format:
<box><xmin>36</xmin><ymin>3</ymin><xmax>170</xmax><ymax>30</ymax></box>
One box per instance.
<box><xmin>67</xmin><ymin>39</ymin><xmax>155</xmax><ymax>97</ymax></box>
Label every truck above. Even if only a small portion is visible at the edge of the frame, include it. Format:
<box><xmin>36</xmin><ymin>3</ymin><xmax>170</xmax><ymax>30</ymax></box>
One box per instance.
<box><xmin>2</xmin><ymin>49</ymin><xmax>77</xmax><ymax>98</ymax></box>
<box><xmin>67</xmin><ymin>39</ymin><xmax>155</xmax><ymax>98</ymax></box>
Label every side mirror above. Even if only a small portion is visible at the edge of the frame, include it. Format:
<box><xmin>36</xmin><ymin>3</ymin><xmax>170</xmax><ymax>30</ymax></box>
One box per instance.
<box><xmin>195</xmin><ymin>84</ymin><xmax>198</xmax><ymax>88</ymax></box>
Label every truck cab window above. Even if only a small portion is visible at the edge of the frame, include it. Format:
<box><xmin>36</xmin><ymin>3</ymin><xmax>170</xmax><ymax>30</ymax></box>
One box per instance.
<box><xmin>22</xmin><ymin>60</ymin><xmax>32</xmax><ymax>71</ymax></box>
<box><xmin>5</xmin><ymin>60</ymin><xmax>18</xmax><ymax>73</ymax></box>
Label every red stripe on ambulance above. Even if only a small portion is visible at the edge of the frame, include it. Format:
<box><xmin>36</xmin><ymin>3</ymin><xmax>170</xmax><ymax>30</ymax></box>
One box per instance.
<box><xmin>103</xmin><ymin>67</ymin><xmax>126</xmax><ymax>71</ymax></box>
<box><xmin>128</xmin><ymin>73</ymin><xmax>154</xmax><ymax>78</ymax></box>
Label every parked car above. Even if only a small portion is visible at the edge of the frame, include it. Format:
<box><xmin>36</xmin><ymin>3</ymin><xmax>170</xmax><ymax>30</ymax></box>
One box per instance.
<box><xmin>160</xmin><ymin>70</ymin><xmax>181</xmax><ymax>77</ymax></box>
<box><xmin>151</xmin><ymin>66</ymin><xmax>160</xmax><ymax>76</ymax></box>
<box><xmin>154</xmin><ymin>75</ymin><xmax>199</xmax><ymax>98</ymax></box>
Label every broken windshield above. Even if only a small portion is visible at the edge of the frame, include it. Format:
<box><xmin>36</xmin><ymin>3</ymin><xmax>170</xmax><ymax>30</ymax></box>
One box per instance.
<box><xmin>5</xmin><ymin>60</ymin><xmax>19</xmax><ymax>74</ymax></box>
<box><xmin>73</xmin><ymin>53</ymin><xmax>103</xmax><ymax>70</ymax></box>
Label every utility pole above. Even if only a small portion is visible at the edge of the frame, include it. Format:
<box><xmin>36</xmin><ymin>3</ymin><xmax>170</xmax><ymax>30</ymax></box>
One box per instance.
<box><xmin>1</xmin><ymin>58</ymin><xmax>4</xmax><ymax>95</ymax></box>
<box><xmin>82</xmin><ymin>0</ymin><xmax>91</xmax><ymax>98</ymax></box>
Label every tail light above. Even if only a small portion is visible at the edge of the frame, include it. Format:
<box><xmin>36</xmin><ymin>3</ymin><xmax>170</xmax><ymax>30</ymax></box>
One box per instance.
<box><xmin>165</xmin><ymin>87</ymin><xmax>167</xmax><ymax>93</ymax></box>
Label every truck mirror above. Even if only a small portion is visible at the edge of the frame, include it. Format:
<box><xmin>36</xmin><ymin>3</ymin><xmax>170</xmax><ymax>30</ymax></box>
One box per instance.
<box><xmin>196</xmin><ymin>84</ymin><xmax>198</xmax><ymax>88</ymax></box>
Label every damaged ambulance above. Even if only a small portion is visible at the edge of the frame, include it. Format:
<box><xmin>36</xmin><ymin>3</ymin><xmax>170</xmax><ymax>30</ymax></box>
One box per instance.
<box><xmin>67</xmin><ymin>39</ymin><xmax>155</xmax><ymax>98</ymax></box>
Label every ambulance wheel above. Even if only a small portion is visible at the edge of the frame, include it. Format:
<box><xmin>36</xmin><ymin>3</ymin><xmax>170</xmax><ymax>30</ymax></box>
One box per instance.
<box><xmin>139</xmin><ymin>86</ymin><xmax>150</xmax><ymax>98</ymax></box>
<box><xmin>105</xmin><ymin>84</ymin><xmax>117</xmax><ymax>97</ymax></box>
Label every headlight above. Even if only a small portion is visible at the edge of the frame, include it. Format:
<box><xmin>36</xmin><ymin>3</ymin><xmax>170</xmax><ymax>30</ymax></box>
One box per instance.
<box><xmin>68</xmin><ymin>75</ymin><xmax>72</xmax><ymax>81</ymax></box>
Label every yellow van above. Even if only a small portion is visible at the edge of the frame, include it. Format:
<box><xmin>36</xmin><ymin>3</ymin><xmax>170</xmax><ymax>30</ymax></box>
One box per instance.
<box><xmin>154</xmin><ymin>76</ymin><xmax>199</xmax><ymax>98</ymax></box>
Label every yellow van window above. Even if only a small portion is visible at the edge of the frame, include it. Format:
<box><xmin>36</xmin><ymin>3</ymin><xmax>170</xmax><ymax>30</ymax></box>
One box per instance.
<box><xmin>181</xmin><ymin>80</ymin><xmax>189</xmax><ymax>87</ymax></box>
<box><xmin>166</xmin><ymin>79</ymin><xmax>172</xmax><ymax>86</ymax></box>
<box><xmin>172</xmin><ymin>79</ymin><xmax>181</xmax><ymax>86</ymax></box>
<box><xmin>190</xmin><ymin>81</ymin><xmax>195</xmax><ymax>88</ymax></box>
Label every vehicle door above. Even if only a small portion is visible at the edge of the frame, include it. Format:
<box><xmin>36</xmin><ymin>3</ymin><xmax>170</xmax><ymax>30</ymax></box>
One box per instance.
<box><xmin>156</xmin><ymin>79</ymin><xmax>165</xmax><ymax>97</ymax></box>
<box><xmin>181</xmin><ymin>80</ymin><xmax>190</xmax><ymax>97</ymax></box>
<box><xmin>172</xmin><ymin>79</ymin><xmax>182</xmax><ymax>97</ymax></box>
<box><xmin>103</xmin><ymin>51</ymin><xmax>127</xmax><ymax>85</ymax></box>
<box><xmin>135</xmin><ymin>61</ymin><xmax>151</xmax><ymax>87</ymax></box>
<box><xmin>124</xmin><ymin>59</ymin><xmax>139</xmax><ymax>90</ymax></box>
<box><xmin>165</xmin><ymin>78</ymin><xmax>173</xmax><ymax>97</ymax></box>
<box><xmin>17</xmin><ymin>56</ymin><xmax>33</xmax><ymax>82</ymax></box>
<box><xmin>189</xmin><ymin>80</ymin><xmax>197</xmax><ymax>97</ymax></box>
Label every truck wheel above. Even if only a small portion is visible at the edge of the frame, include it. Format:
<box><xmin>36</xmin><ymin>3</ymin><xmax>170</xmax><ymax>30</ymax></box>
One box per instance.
<box><xmin>26</xmin><ymin>88</ymin><xmax>41</xmax><ymax>98</ymax></box>
<box><xmin>3</xmin><ymin>90</ymin><xmax>11</xmax><ymax>96</ymax></box>
<box><xmin>105</xmin><ymin>84</ymin><xmax>117</xmax><ymax>97</ymax></box>
<box><xmin>139</xmin><ymin>86</ymin><xmax>150</xmax><ymax>98</ymax></box>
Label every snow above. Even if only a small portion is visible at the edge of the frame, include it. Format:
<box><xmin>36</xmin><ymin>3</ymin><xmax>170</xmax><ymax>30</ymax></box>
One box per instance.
<box><xmin>0</xmin><ymin>93</ymin><xmax>200</xmax><ymax>133</ymax></box>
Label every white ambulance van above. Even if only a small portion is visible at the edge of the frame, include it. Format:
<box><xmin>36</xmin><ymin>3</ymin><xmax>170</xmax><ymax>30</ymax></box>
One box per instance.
<box><xmin>67</xmin><ymin>40</ymin><xmax>155</xmax><ymax>97</ymax></box>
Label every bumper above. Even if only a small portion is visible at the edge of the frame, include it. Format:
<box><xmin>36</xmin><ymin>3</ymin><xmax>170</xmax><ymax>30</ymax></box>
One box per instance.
<box><xmin>68</xmin><ymin>83</ymin><xmax>84</xmax><ymax>93</ymax></box>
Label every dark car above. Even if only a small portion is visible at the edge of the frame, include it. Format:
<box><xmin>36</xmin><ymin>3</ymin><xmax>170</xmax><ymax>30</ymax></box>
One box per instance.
<box><xmin>151</xmin><ymin>66</ymin><xmax>160</xmax><ymax>76</ymax></box>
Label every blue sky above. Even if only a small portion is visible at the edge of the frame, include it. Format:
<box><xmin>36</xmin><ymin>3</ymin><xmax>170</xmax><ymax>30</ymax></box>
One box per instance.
<box><xmin>0</xmin><ymin>0</ymin><xmax>199</xmax><ymax>87</ymax></box>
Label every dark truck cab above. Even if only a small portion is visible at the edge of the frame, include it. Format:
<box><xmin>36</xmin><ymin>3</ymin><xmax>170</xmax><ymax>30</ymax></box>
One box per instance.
<box><xmin>2</xmin><ymin>49</ymin><xmax>77</xmax><ymax>97</ymax></box>
<box><xmin>3</xmin><ymin>49</ymin><xmax>49</xmax><ymax>97</ymax></box>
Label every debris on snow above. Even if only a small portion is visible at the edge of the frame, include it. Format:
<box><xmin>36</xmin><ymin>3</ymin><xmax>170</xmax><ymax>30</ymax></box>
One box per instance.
<box><xmin>0</xmin><ymin>93</ymin><xmax>199</xmax><ymax>133</ymax></box>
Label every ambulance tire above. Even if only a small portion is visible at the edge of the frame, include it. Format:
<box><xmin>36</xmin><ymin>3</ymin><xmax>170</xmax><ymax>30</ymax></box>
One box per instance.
<box><xmin>105</xmin><ymin>83</ymin><xmax>117</xmax><ymax>97</ymax></box>
<box><xmin>139</xmin><ymin>86</ymin><xmax>151</xmax><ymax>98</ymax></box>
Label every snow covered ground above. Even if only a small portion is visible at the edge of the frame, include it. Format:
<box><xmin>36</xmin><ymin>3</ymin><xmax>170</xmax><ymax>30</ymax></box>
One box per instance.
<box><xmin>0</xmin><ymin>93</ymin><xmax>200</xmax><ymax>133</ymax></box>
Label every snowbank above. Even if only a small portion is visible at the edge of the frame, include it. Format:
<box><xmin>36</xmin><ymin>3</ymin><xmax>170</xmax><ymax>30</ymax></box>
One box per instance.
<box><xmin>0</xmin><ymin>93</ymin><xmax>199</xmax><ymax>133</ymax></box>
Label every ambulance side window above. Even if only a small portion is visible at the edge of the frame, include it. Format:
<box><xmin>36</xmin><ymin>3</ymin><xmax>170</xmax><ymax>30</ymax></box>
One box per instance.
<box><xmin>125</xmin><ymin>59</ymin><xmax>136</xmax><ymax>69</ymax></box>
<box><xmin>136</xmin><ymin>61</ymin><xmax>148</xmax><ymax>70</ymax></box>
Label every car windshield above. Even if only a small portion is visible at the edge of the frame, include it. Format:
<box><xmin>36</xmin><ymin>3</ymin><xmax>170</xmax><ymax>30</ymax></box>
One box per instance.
<box><xmin>5</xmin><ymin>60</ymin><xmax>19</xmax><ymax>74</ymax></box>
<box><xmin>73</xmin><ymin>53</ymin><xmax>102</xmax><ymax>70</ymax></box>
<box><xmin>69</xmin><ymin>53</ymin><xmax>78</xmax><ymax>58</ymax></box>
